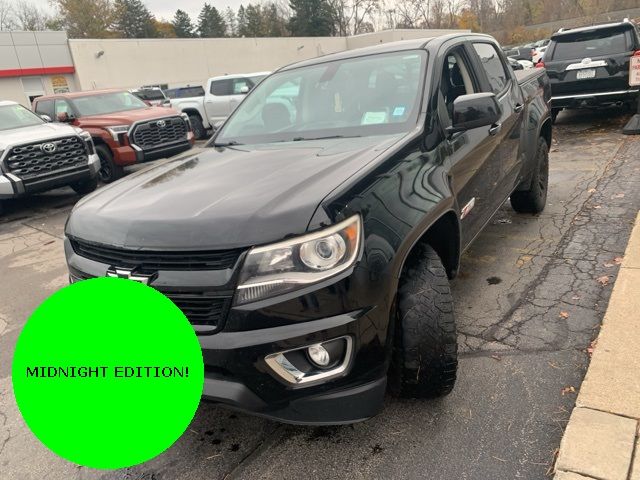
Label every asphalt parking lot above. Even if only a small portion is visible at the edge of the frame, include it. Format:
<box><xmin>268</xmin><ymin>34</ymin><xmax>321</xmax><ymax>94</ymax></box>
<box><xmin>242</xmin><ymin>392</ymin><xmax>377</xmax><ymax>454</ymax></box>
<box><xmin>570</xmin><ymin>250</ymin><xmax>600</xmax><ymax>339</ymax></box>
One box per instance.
<box><xmin>1</xmin><ymin>109</ymin><xmax>640</xmax><ymax>480</ymax></box>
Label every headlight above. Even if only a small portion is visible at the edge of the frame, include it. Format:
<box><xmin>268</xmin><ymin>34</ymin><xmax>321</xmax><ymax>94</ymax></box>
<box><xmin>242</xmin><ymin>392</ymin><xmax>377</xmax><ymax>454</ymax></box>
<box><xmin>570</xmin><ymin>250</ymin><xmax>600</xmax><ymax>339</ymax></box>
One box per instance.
<box><xmin>106</xmin><ymin>125</ymin><xmax>129</xmax><ymax>142</ymax></box>
<box><xmin>235</xmin><ymin>215</ymin><xmax>362</xmax><ymax>305</ymax></box>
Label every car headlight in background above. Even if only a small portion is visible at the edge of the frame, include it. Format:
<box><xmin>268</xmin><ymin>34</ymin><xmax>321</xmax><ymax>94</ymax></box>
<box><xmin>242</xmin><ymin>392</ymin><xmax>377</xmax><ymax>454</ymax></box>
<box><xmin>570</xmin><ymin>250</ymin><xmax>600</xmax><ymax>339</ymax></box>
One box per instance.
<box><xmin>106</xmin><ymin>125</ymin><xmax>129</xmax><ymax>142</ymax></box>
<box><xmin>235</xmin><ymin>215</ymin><xmax>362</xmax><ymax>305</ymax></box>
<box><xmin>78</xmin><ymin>131</ymin><xmax>95</xmax><ymax>154</ymax></box>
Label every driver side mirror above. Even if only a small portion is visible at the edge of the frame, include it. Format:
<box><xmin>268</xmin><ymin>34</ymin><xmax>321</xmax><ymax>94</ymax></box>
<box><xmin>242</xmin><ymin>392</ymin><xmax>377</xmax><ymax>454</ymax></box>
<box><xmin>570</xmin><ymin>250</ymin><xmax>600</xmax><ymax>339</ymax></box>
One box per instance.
<box><xmin>239</xmin><ymin>86</ymin><xmax>250</xmax><ymax>94</ymax></box>
<box><xmin>57</xmin><ymin>112</ymin><xmax>75</xmax><ymax>123</ymax></box>
<box><xmin>446</xmin><ymin>92</ymin><xmax>501</xmax><ymax>136</ymax></box>
<box><xmin>40</xmin><ymin>114</ymin><xmax>52</xmax><ymax>122</ymax></box>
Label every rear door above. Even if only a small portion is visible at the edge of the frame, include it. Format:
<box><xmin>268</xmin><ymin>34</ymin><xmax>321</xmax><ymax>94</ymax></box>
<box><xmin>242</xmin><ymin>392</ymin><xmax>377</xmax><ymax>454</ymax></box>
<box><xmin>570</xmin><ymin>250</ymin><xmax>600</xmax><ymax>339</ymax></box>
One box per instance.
<box><xmin>545</xmin><ymin>25</ymin><xmax>639</xmax><ymax>95</ymax></box>
<box><xmin>204</xmin><ymin>78</ymin><xmax>234</xmax><ymax>124</ymax></box>
<box><xmin>469</xmin><ymin>41</ymin><xmax>524</xmax><ymax>202</ymax></box>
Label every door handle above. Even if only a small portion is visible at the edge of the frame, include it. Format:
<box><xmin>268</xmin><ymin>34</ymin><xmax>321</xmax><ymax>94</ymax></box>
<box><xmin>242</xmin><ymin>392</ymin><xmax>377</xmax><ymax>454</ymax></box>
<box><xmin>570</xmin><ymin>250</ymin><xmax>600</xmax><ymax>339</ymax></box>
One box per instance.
<box><xmin>489</xmin><ymin>123</ymin><xmax>502</xmax><ymax>136</ymax></box>
<box><xmin>514</xmin><ymin>103</ymin><xmax>524</xmax><ymax>113</ymax></box>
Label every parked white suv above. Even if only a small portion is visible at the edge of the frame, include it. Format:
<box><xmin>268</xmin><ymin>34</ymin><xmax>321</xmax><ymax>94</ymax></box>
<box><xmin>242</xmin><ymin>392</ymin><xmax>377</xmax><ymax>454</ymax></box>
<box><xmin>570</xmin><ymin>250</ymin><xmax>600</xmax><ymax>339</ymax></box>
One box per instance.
<box><xmin>170</xmin><ymin>71</ymin><xmax>270</xmax><ymax>139</ymax></box>
<box><xmin>0</xmin><ymin>101</ymin><xmax>100</xmax><ymax>215</ymax></box>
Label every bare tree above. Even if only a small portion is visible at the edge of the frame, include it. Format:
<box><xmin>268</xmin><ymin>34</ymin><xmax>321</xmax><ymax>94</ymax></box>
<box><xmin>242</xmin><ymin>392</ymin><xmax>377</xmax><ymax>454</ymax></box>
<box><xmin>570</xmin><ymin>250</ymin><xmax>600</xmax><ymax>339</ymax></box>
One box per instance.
<box><xmin>329</xmin><ymin>0</ymin><xmax>380</xmax><ymax>36</ymax></box>
<box><xmin>14</xmin><ymin>1</ymin><xmax>51</xmax><ymax>30</ymax></box>
<box><xmin>0</xmin><ymin>0</ymin><xmax>16</xmax><ymax>30</ymax></box>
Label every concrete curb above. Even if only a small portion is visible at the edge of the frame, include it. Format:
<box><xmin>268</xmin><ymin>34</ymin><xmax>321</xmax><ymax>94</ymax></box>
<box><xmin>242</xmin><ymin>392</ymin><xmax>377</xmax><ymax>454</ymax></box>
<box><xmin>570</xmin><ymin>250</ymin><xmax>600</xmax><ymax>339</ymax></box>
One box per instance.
<box><xmin>555</xmin><ymin>212</ymin><xmax>640</xmax><ymax>480</ymax></box>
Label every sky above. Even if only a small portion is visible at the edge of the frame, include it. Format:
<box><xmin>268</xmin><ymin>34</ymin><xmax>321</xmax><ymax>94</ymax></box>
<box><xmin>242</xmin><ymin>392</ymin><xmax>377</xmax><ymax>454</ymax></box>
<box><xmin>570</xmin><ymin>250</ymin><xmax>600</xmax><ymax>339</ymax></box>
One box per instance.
<box><xmin>27</xmin><ymin>0</ymin><xmax>248</xmax><ymax>22</ymax></box>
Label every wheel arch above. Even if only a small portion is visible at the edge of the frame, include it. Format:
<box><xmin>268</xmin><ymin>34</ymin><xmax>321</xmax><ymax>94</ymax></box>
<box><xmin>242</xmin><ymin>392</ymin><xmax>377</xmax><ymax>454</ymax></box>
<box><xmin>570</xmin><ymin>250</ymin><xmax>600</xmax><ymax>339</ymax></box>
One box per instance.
<box><xmin>397</xmin><ymin>210</ymin><xmax>461</xmax><ymax>281</ymax></box>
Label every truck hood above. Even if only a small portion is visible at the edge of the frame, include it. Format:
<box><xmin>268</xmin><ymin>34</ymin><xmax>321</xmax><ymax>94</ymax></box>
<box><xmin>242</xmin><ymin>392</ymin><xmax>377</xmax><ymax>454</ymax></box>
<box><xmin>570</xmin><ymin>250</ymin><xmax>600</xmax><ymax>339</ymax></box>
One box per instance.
<box><xmin>75</xmin><ymin>106</ymin><xmax>181</xmax><ymax>127</ymax></box>
<box><xmin>66</xmin><ymin>135</ymin><xmax>402</xmax><ymax>250</ymax></box>
<box><xmin>0</xmin><ymin>122</ymin><xmax>81</xmax><ymax>150</ymax></box>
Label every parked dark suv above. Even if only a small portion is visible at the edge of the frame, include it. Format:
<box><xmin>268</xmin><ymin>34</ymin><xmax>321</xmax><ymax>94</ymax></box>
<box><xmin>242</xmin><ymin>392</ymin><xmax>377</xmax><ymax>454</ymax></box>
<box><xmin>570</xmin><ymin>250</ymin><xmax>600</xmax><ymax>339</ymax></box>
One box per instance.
<box><xmin>543</xmin><ymin>19</ymin><xmax>640</xmax><ymax>121</ymax></box>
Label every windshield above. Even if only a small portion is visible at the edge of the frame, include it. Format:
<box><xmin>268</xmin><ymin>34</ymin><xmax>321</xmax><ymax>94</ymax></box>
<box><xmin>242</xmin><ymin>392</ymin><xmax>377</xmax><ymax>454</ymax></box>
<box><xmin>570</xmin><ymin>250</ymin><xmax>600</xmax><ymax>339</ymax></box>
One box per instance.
<box><xmin>0</xmin><ymin>104</ymin><xmax>44</xmax><ymax>131</ymax></box>
<box><xmin>133</xmin><ymin>90</ymin><xmax>165</xmax><ymax>101</ymax></box>
<box><xmin>164</xmin><ymin>86</ymin><xmax>205</xmax><ymax>98</ymax></box>
<box><xmin>215</xmin><ymin>50</ymin><xmax>427</xmax><ymax>145</ymax></box>
<box><xmin>550</xmin><ymin>28</ymin><xmax>633</xmax><ymax>61</ymax></box>
<box><xmin>72</xmin><ymin>91</ymin><xmax>149</xmax><ymax>116</ymax></box>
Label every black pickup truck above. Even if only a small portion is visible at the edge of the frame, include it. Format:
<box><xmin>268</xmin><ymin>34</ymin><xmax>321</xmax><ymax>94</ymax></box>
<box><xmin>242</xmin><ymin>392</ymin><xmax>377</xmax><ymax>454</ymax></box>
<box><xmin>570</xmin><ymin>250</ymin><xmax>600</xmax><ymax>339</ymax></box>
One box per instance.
<box><xmin>65</xmin><ymin>34</ymin><xmax>552</xmax><ymax>424</ymax></box>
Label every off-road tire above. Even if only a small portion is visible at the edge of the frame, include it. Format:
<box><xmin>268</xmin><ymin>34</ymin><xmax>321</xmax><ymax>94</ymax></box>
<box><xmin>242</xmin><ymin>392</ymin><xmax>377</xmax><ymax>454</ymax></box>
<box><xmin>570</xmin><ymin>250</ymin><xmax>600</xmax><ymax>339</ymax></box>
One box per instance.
<box><xmin>389</xmin><ymin>244</ymin><xmax>458</xmax><ymax>398</ymax></box>
<box><xmin>189</xmin><ymin>115</ymin><xmax>207</xmax><ymax>140</ymax></box>
<box><xmin>96</xmin><ymin>144</ymin><xmax>123</xmax><ymax>184</ymax></box>
<box><xmin>510</xmin><ymin>137</ymin><xmax>549</xmax><ymax>214</ymax></box>
<box><xmin>71</xmin><ymin>177</ymin><xmax>98</xmax><ymax>195</ymax></box>
<box><xmin>551</xmin><ymin>108</ymin><xmax>561</xmax><ymax>124</ymax></box>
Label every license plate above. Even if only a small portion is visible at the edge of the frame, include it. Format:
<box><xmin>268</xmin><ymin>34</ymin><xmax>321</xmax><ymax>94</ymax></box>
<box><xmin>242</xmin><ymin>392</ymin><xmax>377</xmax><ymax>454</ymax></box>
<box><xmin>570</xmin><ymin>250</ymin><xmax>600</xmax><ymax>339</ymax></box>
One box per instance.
<box><xmin>576</xmin><ymin>69</ymin><xmax>596</xmax><ymax>80</ymax></box>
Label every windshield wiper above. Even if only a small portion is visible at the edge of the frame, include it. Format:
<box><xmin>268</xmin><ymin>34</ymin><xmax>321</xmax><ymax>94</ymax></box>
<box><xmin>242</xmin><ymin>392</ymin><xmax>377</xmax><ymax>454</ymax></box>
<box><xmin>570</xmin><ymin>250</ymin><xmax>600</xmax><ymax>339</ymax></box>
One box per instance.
<box><xmin>292</xmin><ymin>135</ymin><xmax>361</xmax><ymax>142</ymax></box>
<box><xmin>212</xmin><ymin>140</ymin><xmax>243</xmax><ymax>147</ymax></box>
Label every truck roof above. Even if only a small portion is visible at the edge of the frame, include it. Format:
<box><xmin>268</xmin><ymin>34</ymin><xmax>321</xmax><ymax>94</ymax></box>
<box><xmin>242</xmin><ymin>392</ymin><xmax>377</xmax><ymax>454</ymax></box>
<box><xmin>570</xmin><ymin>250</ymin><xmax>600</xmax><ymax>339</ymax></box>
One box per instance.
<box><xmin>552</xmin><ymin>19</ymin><xmax>635</xmax><ymax>38</ymax></box>
<box><xmin>278</xmin><ymin>33</ymin><xmax>496</xmax><ymax>72</ymax></box>
<box><xmin>37</xmin><ymin>89</ymin><xmax>127</xmax><ymax>101</ymax></box>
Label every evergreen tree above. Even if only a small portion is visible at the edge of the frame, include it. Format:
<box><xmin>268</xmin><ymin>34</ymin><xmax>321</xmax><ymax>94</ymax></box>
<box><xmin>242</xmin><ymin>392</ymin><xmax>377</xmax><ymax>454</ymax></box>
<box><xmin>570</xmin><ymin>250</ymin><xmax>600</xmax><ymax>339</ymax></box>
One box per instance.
<box><xmin>197</xmin><ymin>3</ymin><xmax>226</xmax><ymax>37</ymax></box>
<box><xmin>236</xmin><ymin>5</ymin><xmax>248</xmax><ymax>37</ymax></box>
<box><xmin>172</xmin><ymin>9</ymin><xmax>195</xmax><ymax>37</ymax></box>
<box><xmin>244</xmin><ymin>4</ymin><xmax>263</xmax><ymax>36</ymax></box>
<box><xmin>264</xmin><ymin>3</ymin><xmax>287</xmax><ymax>37</ymax></box>
<box><xmin>112</xmin><ymin>0</ymin><xmax>157</xmax><ymax>38</ymax></box>
<box><xmin>289</xmin><ymin>0</ymin><xmax>334</xmax><ymax>36</ymax></box>
<box><xmin>224</xmin><ymin>7</ymin><xmax>237</xmax><ymax>37</ymax></box>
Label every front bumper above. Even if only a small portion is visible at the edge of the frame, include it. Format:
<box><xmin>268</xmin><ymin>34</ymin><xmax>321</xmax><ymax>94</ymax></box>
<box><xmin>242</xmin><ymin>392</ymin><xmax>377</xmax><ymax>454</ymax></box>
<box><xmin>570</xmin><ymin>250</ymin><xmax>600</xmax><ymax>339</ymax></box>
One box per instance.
<box><xmin>551</xmin><ymin>89</ymin><xmax>639</xmax><ymax>109</ymax></box>
<box><xmin>65</xmin><ymin>239</ymin><xmax>392</xmax><ymax>424</ymax></box>
<box><xmin>0</xmin><ymin>153</ymin><xmax>99</xmax><ymax>200</ymax></box>
<box><xmin>113</xmin><ymin>139</ymin><xmax>194</xmax><ymax>166</ymax></box>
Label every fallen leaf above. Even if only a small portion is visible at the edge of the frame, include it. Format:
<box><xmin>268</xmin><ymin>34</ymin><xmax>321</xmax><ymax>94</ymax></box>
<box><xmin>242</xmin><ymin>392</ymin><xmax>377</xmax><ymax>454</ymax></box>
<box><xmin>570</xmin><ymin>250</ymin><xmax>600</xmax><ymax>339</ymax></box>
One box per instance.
<box><xmin>587</xmin><ymin>188</ymin><xmax>597</xmax><ymax>194</ymax></box>
<box><xmin>593</xmin><ymin>205</ymin><xmax>602</xmax><ymax>209</ymax></box>
<box><xmin>572</xmin><ymin>295</ymin><xmax>581</xmax><ymax>300</ymax></box>
<box><xmin>614</xmin><ymin>256</ymin><xmax>623</xmax><ymax>265</ymax></box>
<box><xmin>597</xmin><ymin>275</ymin><xmax>610</xmax><ymax>286</ymax></box>
<box><xmin>491</xmin><ymin>354</ymin><xmax>502</xmax><ymax>361</ymax></box>
<box><xmin>587</xmin><ymin>340</ymin><xmax>597</xmax><ymax>357</ymax></box>
<box><xmin>559</xmin><ymin>311</ymin><xmax>570</xmax><ymax>319</ymax></box>
<box><xmin>611</xmin><ymin>193</ymin><xmax>625</xmax><ymax>199</ymax></box>
<box><xmin>603</xmin><ymin>262</ymin><xmax>615</xmax><ymax>268</ymax></box>
<box><xmin>561</xmin><ymin>386</ymin><xmax>576</xmax><ymax>396</ymax></box>
<box><xmin>551</xmin><ymin>148</ymin><xmax>559</xmax><ymax>152</ymax></box>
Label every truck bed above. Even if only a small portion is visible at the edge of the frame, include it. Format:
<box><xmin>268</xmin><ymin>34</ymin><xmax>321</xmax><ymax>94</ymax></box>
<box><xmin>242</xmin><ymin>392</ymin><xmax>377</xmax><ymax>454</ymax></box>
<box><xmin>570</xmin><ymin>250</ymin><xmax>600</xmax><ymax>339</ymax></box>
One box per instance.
<box><xmin>515</xmin><ymin>68</ymin><xmax>546</xmax><ymax>86</ymax></box>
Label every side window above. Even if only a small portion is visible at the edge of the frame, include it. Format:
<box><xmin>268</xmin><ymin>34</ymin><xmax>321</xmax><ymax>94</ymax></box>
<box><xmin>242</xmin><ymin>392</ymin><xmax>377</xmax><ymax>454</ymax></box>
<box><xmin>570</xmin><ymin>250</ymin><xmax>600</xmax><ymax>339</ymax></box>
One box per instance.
<box><xmin>210</xmin><ymin>79</ymin><xmax>233</xmax><ymax>96</ymax></box>
<box><xmin>54</xmin><ymin>99</ymin><xmax>72</xmax><ymax>118</ymax></box>
<box><xmin>438</xmin><ymin>48</ymin><xmax>476</xmax><ymax>126</ymax></box>
<box><xmin>35</xmin><ymin>99</ymin><xmax>54</xmax><ymax>118</ymax></box>
<box><xmin>473</xmin><ymin>43</ymin><xmax>509</xmax><ymax>94</ymax></box>
<box><xmin>232</xmin><ymin>78</ymin><xmax>250</xmax><ymax>94</ymax></box>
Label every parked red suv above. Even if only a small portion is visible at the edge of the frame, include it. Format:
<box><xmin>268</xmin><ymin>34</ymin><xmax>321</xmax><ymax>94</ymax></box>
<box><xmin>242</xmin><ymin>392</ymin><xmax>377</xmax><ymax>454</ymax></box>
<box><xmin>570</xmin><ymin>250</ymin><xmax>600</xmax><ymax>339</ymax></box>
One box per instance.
<box><xmin>33</xmin><ymin>90</ymin><xmax>195</xmax><ymax>182</ymax></box>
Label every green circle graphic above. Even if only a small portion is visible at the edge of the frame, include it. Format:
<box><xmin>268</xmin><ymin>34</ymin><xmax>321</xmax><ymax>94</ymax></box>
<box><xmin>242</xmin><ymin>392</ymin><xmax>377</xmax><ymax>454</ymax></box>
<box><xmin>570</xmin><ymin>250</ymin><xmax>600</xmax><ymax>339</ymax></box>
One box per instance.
<box><xmin>12</xmin><ymin>277</ymin><xmax>204</xmax><ymax>470</ymax></box>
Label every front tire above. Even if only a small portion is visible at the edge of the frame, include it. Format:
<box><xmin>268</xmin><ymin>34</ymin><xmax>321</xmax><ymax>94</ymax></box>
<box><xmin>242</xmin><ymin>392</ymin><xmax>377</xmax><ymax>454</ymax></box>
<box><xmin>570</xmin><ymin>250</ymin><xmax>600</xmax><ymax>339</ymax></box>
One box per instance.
<box><xmin>71</xmin><ymin>177</ymin><xmax>98</xmax><ymax>195</ymax></box>
<box><xmin>96</xmin><ymin>144</ymin><xmax>123</xmax><ymax>184</ymax></box>
<box><xmin>390</xmin><ymin>244</ymin><xmax>458</xmax><ymax>398</ymax></box>
<box><xmin>510</xmin><ymin>137</ymin><xmax>549</xmax><ymax>214</ymax></box>
<box><xmin>189</xmin><ymin>115</ymin><xmax>207</xmax><ymax>140</ymax></box>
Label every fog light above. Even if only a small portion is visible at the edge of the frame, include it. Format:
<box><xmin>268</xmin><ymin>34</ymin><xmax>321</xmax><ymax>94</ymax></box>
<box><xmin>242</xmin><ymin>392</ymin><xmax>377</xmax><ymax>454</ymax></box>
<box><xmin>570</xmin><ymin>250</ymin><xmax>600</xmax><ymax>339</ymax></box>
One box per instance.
<box><xmin>307</xmin><ymin>344</ymin><xmax>331</xmax><ymax>367</ymax></box>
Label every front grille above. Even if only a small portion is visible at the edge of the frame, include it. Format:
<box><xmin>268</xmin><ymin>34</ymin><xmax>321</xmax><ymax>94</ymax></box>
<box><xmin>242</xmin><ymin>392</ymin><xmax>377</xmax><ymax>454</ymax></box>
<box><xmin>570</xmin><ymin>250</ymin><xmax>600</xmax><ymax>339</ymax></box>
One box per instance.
<box><xmin>131</xmin><ymin>117</ymin><xmax>188</xmax><ymax>150</ymax></box>
<box><xmin>69</xmin><ymin>270</ymin><xmax>233</xmax><ymax>331</ymax></box>
<box><xmin>162</xmin><ymin>291</ymin><xmax>232</xmax><ymax>328</ymax></box>
<box><xmin>69</xmin><ymin>238</ymin><xmax>244</xmax><ymax>271</ymax></box>
<box><xmin>4</xmin><ymin>136</ymin><xmax>87</xmax><ymax>181</ymax></box>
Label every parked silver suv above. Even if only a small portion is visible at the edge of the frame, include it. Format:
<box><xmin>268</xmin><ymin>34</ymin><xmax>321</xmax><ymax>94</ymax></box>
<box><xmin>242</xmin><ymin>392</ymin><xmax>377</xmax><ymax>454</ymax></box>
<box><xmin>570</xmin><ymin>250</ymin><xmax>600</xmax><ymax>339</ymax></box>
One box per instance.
<box><xmin>0</xmin><ymin>101</ymin><xmax>100</xmax><ymax>215</ymax></box>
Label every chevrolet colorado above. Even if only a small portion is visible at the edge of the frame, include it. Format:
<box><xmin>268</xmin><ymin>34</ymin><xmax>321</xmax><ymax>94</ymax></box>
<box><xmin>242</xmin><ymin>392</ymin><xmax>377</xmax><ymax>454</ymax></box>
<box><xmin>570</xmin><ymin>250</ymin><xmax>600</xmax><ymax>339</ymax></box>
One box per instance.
<box><xmin>0</xmin><ymin>101</ymin><xmax>99</xmax><ymax>215</ymax></box>
<box><xmin>65</xmin><ymin>34</ymin><xmax>552</xmax><ymax>424</ymax></box>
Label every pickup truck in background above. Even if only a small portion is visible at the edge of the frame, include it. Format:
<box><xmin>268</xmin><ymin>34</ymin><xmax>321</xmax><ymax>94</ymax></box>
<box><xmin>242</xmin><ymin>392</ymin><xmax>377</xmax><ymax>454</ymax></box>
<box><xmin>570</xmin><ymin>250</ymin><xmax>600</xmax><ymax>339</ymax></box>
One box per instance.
<box><xmin>33</xmin><ymin>90</ymin><xmax>195</xmax><ymax>183</ymax></box>
<box><xmin>542</xmin><ymin>19</ymin><xmax>640</xmax><ymax>122</ymax></box>
<box><xmin>0</xmin><ymin>101</ymin><xmax>99</xmax><ymax>215</ymax></box>
<box><xmin>170</xmin><ymin>71</ymin><xmax>270</xmax><ymax>139</ymax></box>
<box><xmin>65</xmin><ymin>34</ymin><xmax>552</xmax><ymax>424</ymax></box>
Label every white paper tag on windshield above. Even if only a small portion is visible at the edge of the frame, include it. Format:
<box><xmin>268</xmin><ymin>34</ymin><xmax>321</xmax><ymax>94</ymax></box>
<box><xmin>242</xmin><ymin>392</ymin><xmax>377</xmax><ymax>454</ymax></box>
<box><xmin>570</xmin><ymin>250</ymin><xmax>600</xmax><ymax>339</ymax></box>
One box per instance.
<box><xmin>361</xmin><ymin>111</ymin><xmax>388</xmax><ymax>125</ymax></box>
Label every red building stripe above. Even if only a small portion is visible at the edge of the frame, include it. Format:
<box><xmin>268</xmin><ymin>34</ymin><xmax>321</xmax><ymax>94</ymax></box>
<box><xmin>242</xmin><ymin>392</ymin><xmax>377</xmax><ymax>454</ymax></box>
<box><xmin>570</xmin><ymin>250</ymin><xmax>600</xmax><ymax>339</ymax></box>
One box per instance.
<box><xmin>0</xmin><ymin>66</ymin><xmax>75</xmax><ymax>78</ymax></box>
